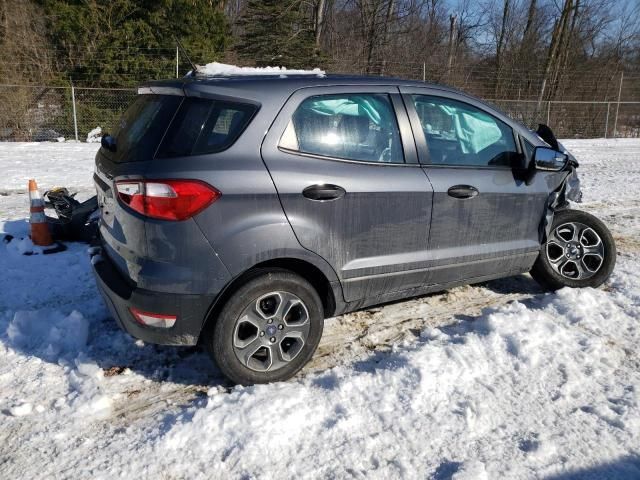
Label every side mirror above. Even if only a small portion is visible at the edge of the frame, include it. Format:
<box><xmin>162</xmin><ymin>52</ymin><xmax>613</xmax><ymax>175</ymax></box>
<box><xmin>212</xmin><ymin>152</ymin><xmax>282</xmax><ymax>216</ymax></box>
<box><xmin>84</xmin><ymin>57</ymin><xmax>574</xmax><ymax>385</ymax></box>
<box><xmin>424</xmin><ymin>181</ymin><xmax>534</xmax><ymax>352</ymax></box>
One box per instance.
<box><xmin>533</xmin><ymin>146</ymin><xmax>568</xmax><ymax>171</ymax></box>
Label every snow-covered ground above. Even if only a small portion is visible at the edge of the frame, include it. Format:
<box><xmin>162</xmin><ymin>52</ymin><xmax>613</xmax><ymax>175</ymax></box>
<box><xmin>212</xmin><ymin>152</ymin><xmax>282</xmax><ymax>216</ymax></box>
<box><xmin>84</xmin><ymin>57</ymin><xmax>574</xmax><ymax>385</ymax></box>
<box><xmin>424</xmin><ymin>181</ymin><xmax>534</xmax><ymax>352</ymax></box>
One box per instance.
<box><xmin>0</xmin><ymin>139</ymin><xmax>639</xmax><ymax>479</ymax></box>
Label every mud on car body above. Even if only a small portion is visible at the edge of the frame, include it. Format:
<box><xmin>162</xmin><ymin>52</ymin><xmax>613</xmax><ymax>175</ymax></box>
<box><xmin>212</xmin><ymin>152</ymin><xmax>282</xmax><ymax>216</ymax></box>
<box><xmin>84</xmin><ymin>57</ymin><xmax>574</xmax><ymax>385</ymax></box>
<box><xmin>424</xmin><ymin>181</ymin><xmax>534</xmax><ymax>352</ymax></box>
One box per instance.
<box><xmin>91</xmin><ymin>74</ymin><xmax>615</xmax><ymax>385</ymax></box>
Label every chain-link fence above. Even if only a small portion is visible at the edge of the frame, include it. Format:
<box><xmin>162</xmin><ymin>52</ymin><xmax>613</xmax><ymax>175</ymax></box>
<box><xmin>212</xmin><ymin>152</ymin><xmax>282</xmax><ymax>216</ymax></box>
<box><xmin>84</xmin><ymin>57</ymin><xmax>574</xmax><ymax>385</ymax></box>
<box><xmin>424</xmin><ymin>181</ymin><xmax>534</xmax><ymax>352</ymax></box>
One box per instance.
<box><xmin>491</xmin><ymin>100</ymin><xmax>640</xmax><ymax>138</ymax></box>
<box><xmin>0</xmin><ymin>82</ymin><xmax>638</xmax><ymax>142</ymax></box>
<box><xmin>0</xmin><ymin>85</ymin><xmax>136</xmax><ymax>141</ymax></box>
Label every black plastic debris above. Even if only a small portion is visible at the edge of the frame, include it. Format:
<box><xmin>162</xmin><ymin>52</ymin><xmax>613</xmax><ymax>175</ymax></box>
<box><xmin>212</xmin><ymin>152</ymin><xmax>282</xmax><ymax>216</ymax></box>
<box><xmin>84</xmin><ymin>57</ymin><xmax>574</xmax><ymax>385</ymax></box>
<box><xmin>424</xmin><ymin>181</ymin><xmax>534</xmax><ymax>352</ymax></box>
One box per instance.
<box><xmin>44</xmin><ymin>187</ymin><xmax>99</xmax><ymax>243</ymax></box>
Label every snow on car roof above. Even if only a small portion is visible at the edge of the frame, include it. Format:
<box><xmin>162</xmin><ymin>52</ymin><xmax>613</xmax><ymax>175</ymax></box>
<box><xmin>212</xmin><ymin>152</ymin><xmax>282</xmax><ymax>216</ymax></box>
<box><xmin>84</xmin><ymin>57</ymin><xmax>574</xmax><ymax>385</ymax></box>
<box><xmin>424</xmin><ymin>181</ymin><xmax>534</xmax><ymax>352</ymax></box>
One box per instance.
<box><xmin>195</xmin><ymin>62</ymin><xmax>325</xmax><ymax>77</ymax></box>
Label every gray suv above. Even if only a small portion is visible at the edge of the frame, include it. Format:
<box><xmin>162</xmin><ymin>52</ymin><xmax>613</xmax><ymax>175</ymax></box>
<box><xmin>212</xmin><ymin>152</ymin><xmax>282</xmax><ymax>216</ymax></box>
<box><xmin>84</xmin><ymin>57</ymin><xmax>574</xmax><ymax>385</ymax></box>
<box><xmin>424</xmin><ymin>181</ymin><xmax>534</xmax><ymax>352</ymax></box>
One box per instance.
<box><xmin>91</xmin><ymin>74</ymin><xmax>615</xmax><ymax>385</ymax></box>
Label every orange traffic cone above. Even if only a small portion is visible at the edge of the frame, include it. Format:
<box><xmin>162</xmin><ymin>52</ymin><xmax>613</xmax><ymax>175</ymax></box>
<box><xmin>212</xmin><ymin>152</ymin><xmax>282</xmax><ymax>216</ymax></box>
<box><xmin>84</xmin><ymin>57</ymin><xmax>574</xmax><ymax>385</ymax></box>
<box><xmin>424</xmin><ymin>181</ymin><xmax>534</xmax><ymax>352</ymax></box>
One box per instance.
<box><xmin>28</xmin><ymin>179</ymin><xmax>54</xmax><ymax>247</ymax></box>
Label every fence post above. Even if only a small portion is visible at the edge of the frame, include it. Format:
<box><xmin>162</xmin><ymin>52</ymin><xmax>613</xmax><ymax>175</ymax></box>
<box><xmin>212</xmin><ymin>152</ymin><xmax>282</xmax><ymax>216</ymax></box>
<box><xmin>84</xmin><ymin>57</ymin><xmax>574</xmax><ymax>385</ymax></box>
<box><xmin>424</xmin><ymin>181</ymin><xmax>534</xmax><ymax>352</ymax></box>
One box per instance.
<box><xmin>612</xmin><ymin>71</ymin><xmax>624</xmax><ymax>138</ymax></box>
<box><xmin>176</xmin><ymin>46</ymin><xmax>179</xmax><ymax>78</ymax></box>
<box><xmin>70</xmin><ymin>81</ymin><xmax>79</xmax><ymax>142</ymax></box>
<box><xmin>422</xmin><ymin>62</ymin><xmax>426</xmax><ymax>82</ymax></box>
<box><xmin>604</xmin><ymin>102</ymin><xmax>610</xmax><ymax>138</ymax></box>
<box><xmin>546</xmin><ymin>101</ymin><xmax>551</xmax><ymax>125</ymax></box>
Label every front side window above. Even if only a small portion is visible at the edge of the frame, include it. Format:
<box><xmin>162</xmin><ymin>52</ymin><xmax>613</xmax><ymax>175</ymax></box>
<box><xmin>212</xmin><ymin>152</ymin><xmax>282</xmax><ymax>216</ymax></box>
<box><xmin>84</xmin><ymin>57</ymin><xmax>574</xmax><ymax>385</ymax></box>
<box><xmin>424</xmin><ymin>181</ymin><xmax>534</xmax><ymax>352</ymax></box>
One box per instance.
<box><xmin>412</xmin><ymin>95</ymin><xmax>518</xmax><ymax>167</ymax></box>
<box><xmin>279</xmin><ymin>93</ymin><xmax>404</xmax><ymax>164</ymax></box>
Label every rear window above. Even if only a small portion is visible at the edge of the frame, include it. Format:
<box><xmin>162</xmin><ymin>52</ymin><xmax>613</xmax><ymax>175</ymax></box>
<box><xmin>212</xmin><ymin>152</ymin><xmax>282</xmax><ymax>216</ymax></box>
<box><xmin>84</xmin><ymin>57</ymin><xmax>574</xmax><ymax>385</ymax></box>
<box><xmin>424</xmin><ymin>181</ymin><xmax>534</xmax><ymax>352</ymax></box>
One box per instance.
<box><xmin>102</xmin><ymin>94</ymin><xmax>182</xmax><ymax>163</ymax></box>
<box><xmin>157</xmin><ymin>98</ymin><xmax>257</xmax><ymax>158</ymax></box>
<box><xmin>102</xmin><ymin>94</ymin><xmax>257</xmax><ymax>163</ymax></box>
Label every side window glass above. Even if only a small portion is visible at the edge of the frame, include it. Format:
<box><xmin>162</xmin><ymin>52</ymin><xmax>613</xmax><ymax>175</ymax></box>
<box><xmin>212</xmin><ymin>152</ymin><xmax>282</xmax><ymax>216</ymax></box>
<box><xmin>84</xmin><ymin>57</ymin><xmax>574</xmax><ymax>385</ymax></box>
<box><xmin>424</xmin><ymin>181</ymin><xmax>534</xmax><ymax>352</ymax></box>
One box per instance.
<box><xmin>279</xmin><ymin>93</ymin><xmax>404</xmax><ymax>164</ymax></box>
<box><xmin>157</xmin><ymin>98</ymin><xmax>212</xmax><ymax>158</ymax></box>
<box><xmin>411</xmin><ymin>95</ymin><xmax>518</xmax><ymax>167</ymax></box>
<box><xmin>193</xmin><ymin>103</ymin><xmax>256</xmax><ymax>154</ymax></box>
<box><xmin>157</xmin><ymin>98</ymin><xmax>256</xmax><ymax>158</ymax></box>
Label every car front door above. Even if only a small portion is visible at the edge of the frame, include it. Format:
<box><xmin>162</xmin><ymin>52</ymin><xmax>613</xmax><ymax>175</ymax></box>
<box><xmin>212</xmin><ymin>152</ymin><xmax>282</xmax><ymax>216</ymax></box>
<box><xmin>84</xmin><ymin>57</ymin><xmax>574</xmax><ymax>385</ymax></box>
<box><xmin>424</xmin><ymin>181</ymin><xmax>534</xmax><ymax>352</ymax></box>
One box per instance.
<box><xmin>261</xmin><ymin>86</ymin><xmax>433</xmax><ymax>302</ymax></box>
<box><xmin>401</xmin><ymin>86</ymin><xmax>553</xmax><ymax>285</ymax></box>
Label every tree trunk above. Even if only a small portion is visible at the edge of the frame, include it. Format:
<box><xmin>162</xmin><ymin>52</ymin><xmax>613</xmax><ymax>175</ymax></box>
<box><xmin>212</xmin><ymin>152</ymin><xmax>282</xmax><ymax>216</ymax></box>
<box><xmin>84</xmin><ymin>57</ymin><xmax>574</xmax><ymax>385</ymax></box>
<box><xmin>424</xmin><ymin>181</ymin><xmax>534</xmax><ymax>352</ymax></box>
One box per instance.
<box><xmin>314</xmin><ymin>0</ymin><xmax>327</xmax><ymax>51</ymax></box>
<box><xmin>447</xmin><ymin>14</ymin><xmax>457</xmax><ymax>80</ymax></box>
<box><xmin>537</xmin><ymin>0</ymin><xmax>573</xmax><ymax>106</ymax></box>
<box><xmin>521</xmin><ymin>0</ymin><xmax>537</xmax><ymax>48</ymax></box>
<box><xmin>551</xmin><ymin>0</ymin><xmax>580</xmax><ymax>98</ymax></box>
<box><xmin>379</xmin><ymin>0</ymin><xmax>395</xmax><ymax>75</ymax></box>
<box><xmin>495</xmin><ymin>0</ymin><xmax>511</xmax><ymax>96</ymax></box>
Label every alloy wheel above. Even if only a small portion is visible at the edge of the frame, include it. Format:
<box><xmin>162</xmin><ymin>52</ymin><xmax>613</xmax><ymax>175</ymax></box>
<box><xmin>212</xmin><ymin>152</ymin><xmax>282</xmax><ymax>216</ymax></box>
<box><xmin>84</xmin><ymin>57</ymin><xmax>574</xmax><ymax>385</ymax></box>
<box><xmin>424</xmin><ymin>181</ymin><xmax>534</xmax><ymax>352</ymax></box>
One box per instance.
<box><xmin>232</xmin><ymin>291</ymin><xmax>310</xmax><ymax>372</ymax></box>
<box><xmin>546</xmin><ymin>221</ymin><xmax>605</xmax><ymax>280</ymax></box>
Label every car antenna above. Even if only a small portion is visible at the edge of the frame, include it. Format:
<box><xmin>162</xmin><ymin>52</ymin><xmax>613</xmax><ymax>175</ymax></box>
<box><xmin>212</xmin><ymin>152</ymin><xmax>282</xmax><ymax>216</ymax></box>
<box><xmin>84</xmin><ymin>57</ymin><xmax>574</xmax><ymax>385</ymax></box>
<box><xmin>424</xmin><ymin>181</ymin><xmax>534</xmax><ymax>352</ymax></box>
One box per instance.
<box><xmin>173</xmin><ymin>36</ymin><xmax>198</xmax><ymax>76</ymax></box>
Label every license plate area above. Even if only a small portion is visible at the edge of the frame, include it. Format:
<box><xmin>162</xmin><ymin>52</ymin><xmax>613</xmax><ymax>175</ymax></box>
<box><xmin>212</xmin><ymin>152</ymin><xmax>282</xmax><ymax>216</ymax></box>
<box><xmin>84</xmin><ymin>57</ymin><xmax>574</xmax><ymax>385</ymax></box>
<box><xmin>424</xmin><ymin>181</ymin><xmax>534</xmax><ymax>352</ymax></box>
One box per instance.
<box><xmin>94</xmin><ymin>172</ymin><xmax>115</xmax><ymax>228</ymax></box>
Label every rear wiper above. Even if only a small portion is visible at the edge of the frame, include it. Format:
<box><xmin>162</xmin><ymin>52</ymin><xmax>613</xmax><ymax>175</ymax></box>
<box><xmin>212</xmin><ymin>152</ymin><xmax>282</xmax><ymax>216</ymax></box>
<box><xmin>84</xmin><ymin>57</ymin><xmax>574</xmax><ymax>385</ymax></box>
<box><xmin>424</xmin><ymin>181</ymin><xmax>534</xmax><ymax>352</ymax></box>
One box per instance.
<box><xmin>101</xmin><ymin>134</ymin><xmax>117</xmax><ymax>152</ymax></box>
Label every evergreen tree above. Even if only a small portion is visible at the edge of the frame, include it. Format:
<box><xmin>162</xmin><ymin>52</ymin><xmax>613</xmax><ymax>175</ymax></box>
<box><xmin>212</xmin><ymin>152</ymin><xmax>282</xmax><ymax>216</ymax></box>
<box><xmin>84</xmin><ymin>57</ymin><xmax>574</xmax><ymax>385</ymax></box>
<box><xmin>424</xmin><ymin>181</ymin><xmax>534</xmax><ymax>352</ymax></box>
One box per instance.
<box><xmin>38</xmin><ymin>0</ymin><xmax>229</xmax><ymax>86</ymax></box>
<box><xmin>235</xmin><ymin>0</ymin><xmax>318</xmax><ymax>69</ymax></box>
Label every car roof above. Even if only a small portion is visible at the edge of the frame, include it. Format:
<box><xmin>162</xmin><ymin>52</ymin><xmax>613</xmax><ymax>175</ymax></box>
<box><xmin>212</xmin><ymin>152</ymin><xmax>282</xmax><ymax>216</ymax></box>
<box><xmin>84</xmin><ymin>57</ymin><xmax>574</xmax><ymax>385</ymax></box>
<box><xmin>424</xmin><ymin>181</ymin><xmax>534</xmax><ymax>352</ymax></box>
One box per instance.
<box><xmin>141</xmin><ymin>74</ymin><xmax>464</xmax><ymax>100</ymax></box>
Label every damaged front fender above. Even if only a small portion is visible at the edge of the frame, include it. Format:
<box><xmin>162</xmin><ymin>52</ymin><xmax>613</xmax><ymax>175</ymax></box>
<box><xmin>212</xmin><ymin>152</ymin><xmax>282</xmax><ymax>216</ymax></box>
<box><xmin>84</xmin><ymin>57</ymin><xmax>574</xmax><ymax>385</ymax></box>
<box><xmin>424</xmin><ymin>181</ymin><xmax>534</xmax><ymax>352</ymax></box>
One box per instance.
<box><xmin>540</xmin><ymin>161</ymin><xmax>582</xmax><ymax>241</ymax></box>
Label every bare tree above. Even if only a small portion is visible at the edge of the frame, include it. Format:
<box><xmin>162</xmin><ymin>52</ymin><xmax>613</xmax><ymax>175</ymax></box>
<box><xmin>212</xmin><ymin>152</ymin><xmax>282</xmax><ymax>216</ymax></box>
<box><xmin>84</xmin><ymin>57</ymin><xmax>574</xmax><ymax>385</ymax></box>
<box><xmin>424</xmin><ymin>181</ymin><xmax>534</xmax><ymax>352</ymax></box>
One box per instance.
<box><xmin>314</xmin><ymin>0</ymin><xmax>328</xmax><ymax>51</ymax></box>
<box><xmin>495</xmin><ymin>0</ymin><xmax>511</xmax><ymax>75</ymax></box>
<box><xmin>537</xmin><ymin>0</ymin><xmax>575</xmax><ymax>105</ymax></box>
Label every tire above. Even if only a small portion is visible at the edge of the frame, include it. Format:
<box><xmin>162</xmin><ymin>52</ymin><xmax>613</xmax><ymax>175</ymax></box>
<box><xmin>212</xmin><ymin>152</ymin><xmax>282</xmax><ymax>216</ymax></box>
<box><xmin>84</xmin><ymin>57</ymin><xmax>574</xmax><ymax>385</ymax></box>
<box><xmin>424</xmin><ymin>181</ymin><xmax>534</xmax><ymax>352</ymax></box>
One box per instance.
<box><xmin>203</xmin><ymin>270</ymin><xmax>324</xmax><ymax>385</ymax></box>
<box><xmin>530</xmin><ymin>209</ymin><xmax>616</xmax><ymax>291</ymax></box>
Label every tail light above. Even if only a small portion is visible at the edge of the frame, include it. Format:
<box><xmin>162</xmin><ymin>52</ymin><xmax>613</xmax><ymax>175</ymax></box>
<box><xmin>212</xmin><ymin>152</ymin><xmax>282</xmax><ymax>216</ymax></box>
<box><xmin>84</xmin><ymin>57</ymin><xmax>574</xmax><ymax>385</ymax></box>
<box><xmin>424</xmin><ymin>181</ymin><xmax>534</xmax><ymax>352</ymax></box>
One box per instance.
<box><xmin>129</xmin><ymin>307</ymin><xmax>176</xmax><ymax>328</ymax></box>
<box><xmin>115</xmin><ymin>179</ymin><xmax>220</xmax><ymax>221</ymax></box>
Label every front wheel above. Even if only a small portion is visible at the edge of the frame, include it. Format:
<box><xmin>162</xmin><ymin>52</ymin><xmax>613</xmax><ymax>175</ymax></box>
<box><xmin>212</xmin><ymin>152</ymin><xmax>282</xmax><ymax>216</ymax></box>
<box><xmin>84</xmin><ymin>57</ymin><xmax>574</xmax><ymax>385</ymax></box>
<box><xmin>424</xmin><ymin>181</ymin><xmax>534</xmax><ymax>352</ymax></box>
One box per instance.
<box><xmin>203</xmin><ymin>270</ymin><xmax>324</xmax><ymax>385</ymax></box>
<box><xmin>530</xmin><ymin>209</ymin><xmax>616</xmax><ymax>291</ymax></box>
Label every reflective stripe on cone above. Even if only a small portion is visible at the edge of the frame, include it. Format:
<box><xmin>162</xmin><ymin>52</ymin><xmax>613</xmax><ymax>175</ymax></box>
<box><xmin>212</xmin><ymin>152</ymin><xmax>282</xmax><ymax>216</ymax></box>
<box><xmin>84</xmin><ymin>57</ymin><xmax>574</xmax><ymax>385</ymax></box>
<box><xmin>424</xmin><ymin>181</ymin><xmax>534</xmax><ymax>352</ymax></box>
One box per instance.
<box><xmin>28</xmin><ymin>178</ymin><xmax>54</xmax><ymax>247</ymax></box>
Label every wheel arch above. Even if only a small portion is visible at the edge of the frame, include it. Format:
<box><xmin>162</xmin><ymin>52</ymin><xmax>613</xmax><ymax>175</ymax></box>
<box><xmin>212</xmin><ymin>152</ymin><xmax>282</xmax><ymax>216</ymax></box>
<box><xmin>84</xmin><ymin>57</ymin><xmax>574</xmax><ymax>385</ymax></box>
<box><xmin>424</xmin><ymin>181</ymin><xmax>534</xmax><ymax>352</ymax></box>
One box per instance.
<box><xmin>198</xmin><ymin>257</ymin><xmax>341</xmax><ymax>343</ymax></box>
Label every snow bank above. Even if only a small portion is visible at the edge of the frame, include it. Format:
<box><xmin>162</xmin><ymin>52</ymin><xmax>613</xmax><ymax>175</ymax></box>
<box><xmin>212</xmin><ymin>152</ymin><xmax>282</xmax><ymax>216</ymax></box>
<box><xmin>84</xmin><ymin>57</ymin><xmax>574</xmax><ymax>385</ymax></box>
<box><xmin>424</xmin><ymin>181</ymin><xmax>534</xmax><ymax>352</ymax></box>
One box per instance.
<box><xmin>68</xmin><ymin>353</ymin><xmax>112</xmax><ymax>419</ymax></box>
<box><xmin>196</xmin><ymin>61</ymin><xmax>325</xmax><ymax>77</ymax></box>
<box><xmin>4</xmin><ymin>307</ymin><xmax>113</xmax><ymax>420</ymax></box>
<box><xmin>147</xmin><ymin>284</ymin><xmax>640</xmax><ymax>478</ymax></box>
<box><xmin>7</xmin><ymin>309</ymin><xmax>89</xmax><ymax>361</ymax></box>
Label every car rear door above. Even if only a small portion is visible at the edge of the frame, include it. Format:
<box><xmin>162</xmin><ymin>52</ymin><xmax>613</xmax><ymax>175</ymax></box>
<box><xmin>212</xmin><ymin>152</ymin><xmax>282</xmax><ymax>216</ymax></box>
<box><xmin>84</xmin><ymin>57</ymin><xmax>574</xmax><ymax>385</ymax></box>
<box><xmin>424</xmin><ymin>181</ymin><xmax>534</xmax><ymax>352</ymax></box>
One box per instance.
<box><xmin>261</xmin><ymin>85</ymin><xmax>433</xmax><ymax>303</ymax></box>
<box><xmin>400</xmin><ymin>86</ymin><xmax>552</xmax><ymax>285</ymax></box>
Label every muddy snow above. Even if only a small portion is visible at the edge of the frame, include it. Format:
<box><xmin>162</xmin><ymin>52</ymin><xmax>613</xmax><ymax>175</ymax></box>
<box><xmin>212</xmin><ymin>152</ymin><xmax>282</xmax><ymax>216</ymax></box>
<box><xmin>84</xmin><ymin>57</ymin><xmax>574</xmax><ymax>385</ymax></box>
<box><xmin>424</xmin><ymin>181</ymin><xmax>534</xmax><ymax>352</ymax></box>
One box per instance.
<box><xmin>0</xmin><ymin>139</ymin><xmax>639</xmax><ymax>479</ymax></box>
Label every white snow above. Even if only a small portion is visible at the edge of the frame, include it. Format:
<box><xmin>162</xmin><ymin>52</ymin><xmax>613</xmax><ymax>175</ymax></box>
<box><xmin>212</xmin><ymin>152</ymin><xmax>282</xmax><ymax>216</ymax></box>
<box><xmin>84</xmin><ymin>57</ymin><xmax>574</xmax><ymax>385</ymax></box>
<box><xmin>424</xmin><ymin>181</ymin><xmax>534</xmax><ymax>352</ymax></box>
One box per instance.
<box><xmin>0</xmin><ymin>141</ymin><xmax>98</xmax><ymax>195</ymax></box>
<box><xmin>7</xmin><ymin>309</ymin><xmax>89</xmax><ymax>361</ymax></box>
<box><xmin>86</xmin><ymin>126</ymin><xmax>102</xmax><ymax>143</ymax></box>
<box><xmin>8</xmin><ymin>402</ymin><xmax>33</xmax><ymax>417</ymax></box>
<box><xmin>0</xmin><ymin>138</ymin><xmax>639</xmax><ymax>479</ymax></box>
<box><xmin>196</xmin><ymin>61</ymin><xmax>325</xmax><ymax>77</ymax></box>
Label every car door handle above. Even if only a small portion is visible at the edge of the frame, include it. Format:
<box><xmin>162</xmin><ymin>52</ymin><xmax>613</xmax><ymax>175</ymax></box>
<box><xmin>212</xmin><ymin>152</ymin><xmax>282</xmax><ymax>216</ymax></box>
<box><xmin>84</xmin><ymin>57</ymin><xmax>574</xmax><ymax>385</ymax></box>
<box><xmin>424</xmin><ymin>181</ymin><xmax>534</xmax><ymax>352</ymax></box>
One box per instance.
<box><xmin>302</xmin><ymin>184</ymin><xmax>346</xmax><ymax>201</ymax></box>
<box><xmin>447</xmin><ymin>185</ymin><xmax>479</xmax><ymax>199</ymax></box>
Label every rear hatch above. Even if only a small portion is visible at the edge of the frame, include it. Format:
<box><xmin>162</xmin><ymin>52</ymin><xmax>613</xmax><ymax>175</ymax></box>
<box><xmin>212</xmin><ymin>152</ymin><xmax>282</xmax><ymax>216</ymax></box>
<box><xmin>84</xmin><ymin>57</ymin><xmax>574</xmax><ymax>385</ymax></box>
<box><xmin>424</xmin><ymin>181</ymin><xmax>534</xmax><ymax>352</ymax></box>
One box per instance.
<box><xmin>94</xmin><ymin>91</ymin><xmax>184</xmax><ymax>281</ymax></box>
<box><xmin>94</xmin><ymin>83</ymin><xmax>258</xmax><ymax>286</ymax></box>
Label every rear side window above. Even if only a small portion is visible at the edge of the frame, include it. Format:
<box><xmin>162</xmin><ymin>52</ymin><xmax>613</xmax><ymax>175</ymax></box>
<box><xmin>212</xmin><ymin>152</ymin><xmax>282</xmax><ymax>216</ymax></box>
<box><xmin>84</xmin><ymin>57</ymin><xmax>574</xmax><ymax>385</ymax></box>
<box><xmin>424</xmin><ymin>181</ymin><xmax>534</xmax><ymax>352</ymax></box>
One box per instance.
<box><xmin>157</xmin><ymin>98</ymin><xmax>257</xmax><ymax>158</ymax></box>
<box><xmin>103</xmin><ymin>94</ymin><xmax>182</xmax><ymax>163</ymax></box>
<box><xmin>279</xmin><ymin>93</ymin><xmax>404</xmax><ymax>164</ymax></box>
<box><xmin>412</xmin><ymin>95</ymin><xmax>518</xmax><ymax>167</ymax></box>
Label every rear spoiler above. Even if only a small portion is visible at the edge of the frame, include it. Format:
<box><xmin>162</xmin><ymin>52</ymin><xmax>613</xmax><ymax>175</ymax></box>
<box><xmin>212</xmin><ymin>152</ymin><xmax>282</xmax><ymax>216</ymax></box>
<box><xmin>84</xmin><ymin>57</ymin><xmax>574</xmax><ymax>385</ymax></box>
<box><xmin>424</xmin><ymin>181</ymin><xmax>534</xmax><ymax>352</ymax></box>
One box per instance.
<box><xmin>137</xmin><ymin>82</ymin><xmax>185</xmax><ymax>96</ymax></box>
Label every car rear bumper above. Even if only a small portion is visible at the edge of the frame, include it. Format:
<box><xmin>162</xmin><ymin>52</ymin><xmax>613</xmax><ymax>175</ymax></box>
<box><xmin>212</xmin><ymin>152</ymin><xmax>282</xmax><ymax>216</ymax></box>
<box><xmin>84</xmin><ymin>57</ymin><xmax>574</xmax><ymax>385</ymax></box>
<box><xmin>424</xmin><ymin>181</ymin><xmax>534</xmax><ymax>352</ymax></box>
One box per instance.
<box><xmin>91</xmin><ymin>247</ymin><xmax>215</xmax><ymax>346</ymax></box>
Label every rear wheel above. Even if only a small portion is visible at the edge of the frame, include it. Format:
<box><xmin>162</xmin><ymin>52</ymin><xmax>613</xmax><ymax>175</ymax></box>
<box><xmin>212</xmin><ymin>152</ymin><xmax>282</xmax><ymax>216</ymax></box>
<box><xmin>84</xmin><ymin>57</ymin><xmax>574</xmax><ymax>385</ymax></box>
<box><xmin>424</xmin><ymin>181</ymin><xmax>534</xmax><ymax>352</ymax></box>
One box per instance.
<box><xmin>530</xmin><ymin>209</ymin><xmax>616</xmax><ymax>291</ymax></box>
<box><xmin>204</xmin><ymin>270</ymin><xmax>324</xmax><ymax>385</ymax></box>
